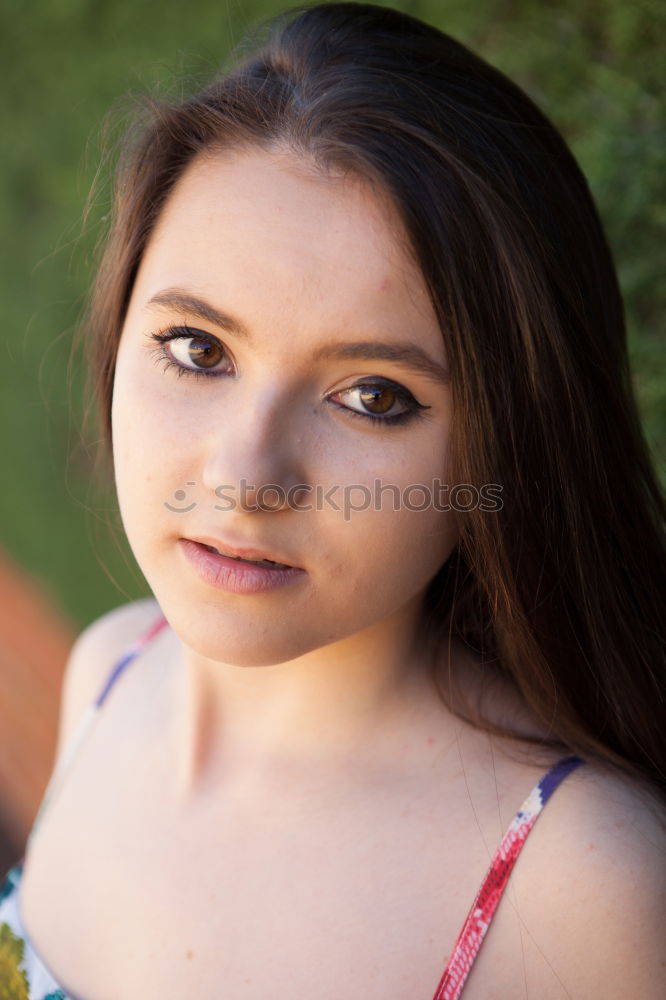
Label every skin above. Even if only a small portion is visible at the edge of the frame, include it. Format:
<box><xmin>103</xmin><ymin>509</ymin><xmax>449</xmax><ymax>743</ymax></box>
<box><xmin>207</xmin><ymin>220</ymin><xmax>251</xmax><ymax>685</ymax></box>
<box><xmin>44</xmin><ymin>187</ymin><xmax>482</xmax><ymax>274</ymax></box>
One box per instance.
<box><xmin>18</xmin><ymin>146</ymin><xmax>665</xmax><ymax>1000</ymax></box>
<box><xmin>111</xmin><ymin>146</ymin><xmax>461</xmax><ymax>791</ymax></box>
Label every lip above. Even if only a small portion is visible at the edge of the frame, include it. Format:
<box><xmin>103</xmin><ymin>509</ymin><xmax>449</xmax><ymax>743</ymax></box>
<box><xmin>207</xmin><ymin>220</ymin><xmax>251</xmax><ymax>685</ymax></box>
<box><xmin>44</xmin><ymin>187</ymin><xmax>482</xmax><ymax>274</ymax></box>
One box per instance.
<box><xmin>179</xmin><ymin>538</ymin><xmax>306</xmax><ymax>595</ymax></box>
<box><xmin>184</xmin><ymin>534</ymin><xmax>302</xmax><ymax>569</ymax></box>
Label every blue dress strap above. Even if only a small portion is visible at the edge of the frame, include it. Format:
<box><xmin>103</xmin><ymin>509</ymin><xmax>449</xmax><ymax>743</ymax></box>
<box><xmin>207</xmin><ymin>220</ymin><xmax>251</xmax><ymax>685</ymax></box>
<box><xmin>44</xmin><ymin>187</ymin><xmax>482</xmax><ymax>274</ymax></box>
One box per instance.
<box><xmin>27</xmin><ymin>613</ymin><xmax>168</xmax><ymax>846</ymax></box>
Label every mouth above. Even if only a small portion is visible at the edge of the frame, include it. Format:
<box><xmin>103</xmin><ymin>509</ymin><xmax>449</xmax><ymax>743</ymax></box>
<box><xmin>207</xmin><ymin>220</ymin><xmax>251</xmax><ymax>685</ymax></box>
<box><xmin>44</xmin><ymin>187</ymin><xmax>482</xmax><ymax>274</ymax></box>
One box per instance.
<box><xmin>200</xmin><ymin>544</ymin><xmax>293</xmax><ymax>571</ymax></box>
<box><xmin>184</xmin><ymin>536</ymin><xmax>299</xmax><ymax>571</ymax></box>
<box><xmin>179</xmin><ymin>537</ymin><xmax>305</xmax><ymax>594</ymax></box>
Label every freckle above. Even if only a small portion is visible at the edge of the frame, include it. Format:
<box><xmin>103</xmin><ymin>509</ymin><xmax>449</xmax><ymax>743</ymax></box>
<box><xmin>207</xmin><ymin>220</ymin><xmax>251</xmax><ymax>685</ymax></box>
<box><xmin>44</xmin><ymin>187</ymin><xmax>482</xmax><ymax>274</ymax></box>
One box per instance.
<box><xmin>186</xmin><ymin>949</ymin><xmax>194</xmax><ymax>960</ymax></box>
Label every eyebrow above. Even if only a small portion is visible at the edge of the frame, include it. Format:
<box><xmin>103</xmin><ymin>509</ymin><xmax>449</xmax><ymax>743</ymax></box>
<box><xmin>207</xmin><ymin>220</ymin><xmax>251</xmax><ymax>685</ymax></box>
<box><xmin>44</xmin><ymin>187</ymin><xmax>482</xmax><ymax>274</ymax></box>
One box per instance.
<box><xmin>145</xmin><ymin>288</ymin><xmax>450</xmax><ymax>385</ymax></box>
<box><xmin>312</xmin><ymin>341</ymin><xmax>450</xmax><ymax>385</ymax></box>
<box><xmin>146</xmin><ymin>289</ymin><xmax>250</xmax><ymax>338</ymax></box>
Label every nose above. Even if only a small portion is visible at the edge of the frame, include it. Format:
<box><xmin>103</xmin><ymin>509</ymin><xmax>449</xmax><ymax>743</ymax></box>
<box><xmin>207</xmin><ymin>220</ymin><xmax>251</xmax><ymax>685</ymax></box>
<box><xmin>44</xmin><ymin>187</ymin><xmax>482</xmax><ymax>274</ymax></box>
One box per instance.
<box><xmin>200</xmin><ymin>396</ymin><xmax>308</xmax><ymax>513</ymax></box>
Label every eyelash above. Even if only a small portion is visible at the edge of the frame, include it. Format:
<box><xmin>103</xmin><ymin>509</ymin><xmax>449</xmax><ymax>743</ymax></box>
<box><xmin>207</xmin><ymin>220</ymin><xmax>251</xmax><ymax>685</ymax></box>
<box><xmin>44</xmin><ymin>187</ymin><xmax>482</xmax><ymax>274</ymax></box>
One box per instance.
<box><xmin>148</xmin><ymin>326</ymin><xmax>429</xmax><ymax>427</ymax></box>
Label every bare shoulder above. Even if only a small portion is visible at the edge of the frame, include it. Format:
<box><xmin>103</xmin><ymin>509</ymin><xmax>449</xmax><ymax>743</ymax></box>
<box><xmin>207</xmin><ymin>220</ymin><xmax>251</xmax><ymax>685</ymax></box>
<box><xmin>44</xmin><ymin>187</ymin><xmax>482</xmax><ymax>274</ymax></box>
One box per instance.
<box><xmin>54</xmin><ymin>597</ymin><xmax>163</xmax><ymax>762</ymax></box>
<box><xmin>508</xmin><ymin>761</ymin><xmax>666</xmax><ymax>998</ymax></box>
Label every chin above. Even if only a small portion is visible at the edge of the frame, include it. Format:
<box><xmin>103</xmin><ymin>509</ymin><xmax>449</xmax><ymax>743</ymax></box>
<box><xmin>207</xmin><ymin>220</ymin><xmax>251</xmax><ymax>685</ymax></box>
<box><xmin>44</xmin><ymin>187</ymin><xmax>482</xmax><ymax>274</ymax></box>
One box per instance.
<box><xmin>158</xmin><ymin>597</ymin><xmax>341</xmax><ymax>668</ymax></box>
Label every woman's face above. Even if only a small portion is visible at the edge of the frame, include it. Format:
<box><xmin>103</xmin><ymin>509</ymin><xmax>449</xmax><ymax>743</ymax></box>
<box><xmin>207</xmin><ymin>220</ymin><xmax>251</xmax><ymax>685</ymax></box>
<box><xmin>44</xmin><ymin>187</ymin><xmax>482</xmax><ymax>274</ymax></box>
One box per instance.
<box><xmin>112</xmin><ymin>147</ymin><xmax>457</xmax><ymax>666</ymax></box>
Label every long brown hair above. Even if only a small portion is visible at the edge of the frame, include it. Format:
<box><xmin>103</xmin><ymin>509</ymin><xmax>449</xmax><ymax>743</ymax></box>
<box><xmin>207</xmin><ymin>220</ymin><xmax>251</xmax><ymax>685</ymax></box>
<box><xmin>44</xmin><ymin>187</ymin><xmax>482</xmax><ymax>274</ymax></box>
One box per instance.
<box><xmin>86</xmin><ymin>2</ymin><xmax>665</xmax><ymax>791</ymax></box>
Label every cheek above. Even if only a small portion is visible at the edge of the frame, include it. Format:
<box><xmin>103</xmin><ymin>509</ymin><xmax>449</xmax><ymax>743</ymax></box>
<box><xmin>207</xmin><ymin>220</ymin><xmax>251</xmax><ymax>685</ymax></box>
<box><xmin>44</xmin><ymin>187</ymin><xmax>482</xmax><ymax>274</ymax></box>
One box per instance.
<box><xmin>323</xmin><ymin>500</ymin><xmax>457</xmax><ymax>603</ymax></box>
<box><xmin>113</xmin><ymin>336</ymin><xmax>203</xmax><ymax>462</ymax></box>
<box><xmin>311</xmin><ymin>427</ymin><xmax>456</xmax><ymax>614</ymax></box>
<box><xmin>111</xmin><ymin>356</ymin><xmax>197</xmax><ymax>543</ymax></box>
<box><xmin>311</xmin><ymin>446</ymin><xmax>457</xmax><ymax>619</ymax></box>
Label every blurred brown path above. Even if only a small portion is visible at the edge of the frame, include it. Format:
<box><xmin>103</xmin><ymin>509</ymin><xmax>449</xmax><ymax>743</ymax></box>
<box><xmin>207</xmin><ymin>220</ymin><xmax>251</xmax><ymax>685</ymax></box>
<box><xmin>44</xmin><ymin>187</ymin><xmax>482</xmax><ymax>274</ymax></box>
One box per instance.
<box><xmin>0</xmin><ymin>549</ymin><xmax>74</xmax><ymax>866</ymax></box>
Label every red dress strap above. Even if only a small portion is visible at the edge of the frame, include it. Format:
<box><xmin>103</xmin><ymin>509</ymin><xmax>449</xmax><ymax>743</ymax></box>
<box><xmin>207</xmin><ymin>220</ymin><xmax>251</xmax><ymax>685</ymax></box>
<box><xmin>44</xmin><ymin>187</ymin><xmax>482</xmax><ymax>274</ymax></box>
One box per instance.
<box><xmin>431</xmin><ymin>755</ymin><xmax>583</xmax><ymax>1000</ymax></box>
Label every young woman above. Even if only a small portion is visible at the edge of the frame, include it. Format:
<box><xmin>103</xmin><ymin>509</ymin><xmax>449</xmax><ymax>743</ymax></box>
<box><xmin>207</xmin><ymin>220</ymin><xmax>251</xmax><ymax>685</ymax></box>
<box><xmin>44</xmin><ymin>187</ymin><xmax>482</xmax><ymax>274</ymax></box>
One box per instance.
<box><xmin>1</xmin><ymin>3</ymin><xmax>664</xmax><ymax>998</ymax></box>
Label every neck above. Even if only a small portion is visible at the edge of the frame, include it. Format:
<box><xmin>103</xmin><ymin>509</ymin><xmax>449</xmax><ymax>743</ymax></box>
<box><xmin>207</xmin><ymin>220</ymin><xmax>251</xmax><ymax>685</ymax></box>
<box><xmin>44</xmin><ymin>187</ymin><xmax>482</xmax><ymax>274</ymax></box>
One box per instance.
<box><xmin>169</xmin><ymin>601</ymin><xmax>458</xmax><ymax>799</ymax></box>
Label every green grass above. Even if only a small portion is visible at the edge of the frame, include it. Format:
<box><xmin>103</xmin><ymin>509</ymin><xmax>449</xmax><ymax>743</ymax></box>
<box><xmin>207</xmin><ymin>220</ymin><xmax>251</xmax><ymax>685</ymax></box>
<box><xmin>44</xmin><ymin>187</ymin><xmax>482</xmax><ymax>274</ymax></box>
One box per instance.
<box><xmin>1</xmin><ymin>0</ymin><xmax>663</xmax><ymax>627</ymax></box>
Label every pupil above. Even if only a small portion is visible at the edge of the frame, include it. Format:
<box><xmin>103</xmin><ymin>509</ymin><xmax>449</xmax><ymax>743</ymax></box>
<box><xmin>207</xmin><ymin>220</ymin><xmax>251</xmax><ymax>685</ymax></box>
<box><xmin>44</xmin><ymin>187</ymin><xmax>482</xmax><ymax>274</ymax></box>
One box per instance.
<box><xmin>359</xmin><ymin>386</ymin><xmax>395</xmax><ymax>414</ymax></box>
<box><xmin>188</xmin><ymin>339</ymin><xmax>222</xmax><ymax>368</ymax></box>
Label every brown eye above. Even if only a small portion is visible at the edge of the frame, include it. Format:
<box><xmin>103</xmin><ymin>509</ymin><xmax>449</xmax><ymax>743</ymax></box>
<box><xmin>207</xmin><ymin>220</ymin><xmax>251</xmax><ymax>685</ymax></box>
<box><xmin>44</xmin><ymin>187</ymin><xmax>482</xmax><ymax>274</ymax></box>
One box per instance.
<box><xmin>333</xmin><ymin>379</ymin><xmax>424</xmax><ymax>423</ymax></box>
<box><xmin>358</xmin><ymin>385</ymin><xmax>396</xmax><ymax>414</ymax></box>
<box><xmin>157</xmin><ymin>329</ymin><xmax>232</xmax><ymax>374</ymax></box>
<box><xmin>181</xmin><ymin>337</ymin><xmax>226</xmax><ymax>369</ymax></box>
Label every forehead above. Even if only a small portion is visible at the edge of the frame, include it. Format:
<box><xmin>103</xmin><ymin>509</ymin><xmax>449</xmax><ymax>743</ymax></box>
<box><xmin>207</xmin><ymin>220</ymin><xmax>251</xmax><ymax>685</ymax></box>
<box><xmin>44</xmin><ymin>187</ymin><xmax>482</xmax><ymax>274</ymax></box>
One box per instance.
<box><xmin>129</xmin><ymin>147</ymin><xmax>443</xmax><ymax>355</ymax></box>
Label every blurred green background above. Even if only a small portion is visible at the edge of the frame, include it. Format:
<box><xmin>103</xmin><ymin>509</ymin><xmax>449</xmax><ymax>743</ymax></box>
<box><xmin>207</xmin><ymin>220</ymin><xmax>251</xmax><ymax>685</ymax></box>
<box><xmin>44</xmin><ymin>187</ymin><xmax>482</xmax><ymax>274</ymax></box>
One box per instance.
<box><xmin>1</xmin><ymin>0</ymin><xmax>664</xmax><ymax>630</ymax></box>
